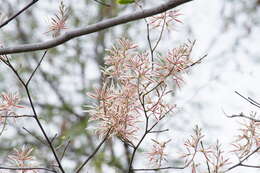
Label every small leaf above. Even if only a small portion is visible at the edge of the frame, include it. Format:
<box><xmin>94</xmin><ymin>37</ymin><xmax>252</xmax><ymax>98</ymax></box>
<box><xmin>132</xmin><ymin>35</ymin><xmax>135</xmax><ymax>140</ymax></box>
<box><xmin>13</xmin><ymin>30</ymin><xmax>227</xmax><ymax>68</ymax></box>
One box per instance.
<box><xmin>116</xmin><ymin>0</ymin><xmax>135</xmax><ymax>5</ymax></box>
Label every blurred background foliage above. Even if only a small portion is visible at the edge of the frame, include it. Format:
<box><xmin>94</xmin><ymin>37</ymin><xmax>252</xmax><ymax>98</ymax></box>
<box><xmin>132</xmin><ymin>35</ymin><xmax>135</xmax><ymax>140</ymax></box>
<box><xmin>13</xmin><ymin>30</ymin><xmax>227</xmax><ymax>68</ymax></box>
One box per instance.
<box><xmin>0</xmin><ymin>0</ymin><xmax>260</xmax><ymax>172</ymax></box>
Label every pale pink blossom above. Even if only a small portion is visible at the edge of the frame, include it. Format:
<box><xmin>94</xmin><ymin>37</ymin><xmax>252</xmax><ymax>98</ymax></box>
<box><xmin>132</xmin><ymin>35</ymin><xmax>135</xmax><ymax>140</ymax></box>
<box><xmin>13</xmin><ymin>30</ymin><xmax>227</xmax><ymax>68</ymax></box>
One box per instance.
<box><xmin>46</xmin><ymin>1</ymin><xmax>70</xmax><ymax>37</ymax></box>
<box><xmin>0</xmin><ymin>92</ymin><xmax>24</xmax><ymax>121</ymax></box>
<box><xmin>86</xmin><ymin>38</ymin><xmax>195</xmax><ymax>146</ymax></box>
<box><xmin>8</xmin><ymin>146</ymin><xmax>39</xmax><ymax>173</ymax></box>
<box><xmin>148</xmin><ymin>10</ymin><xmax>182</xmax><ymax>29</ymax></box>
<box><xmin>147</xmin><ymin>139</ymin><xmax>171</xmax><ymax>167</ymax></box>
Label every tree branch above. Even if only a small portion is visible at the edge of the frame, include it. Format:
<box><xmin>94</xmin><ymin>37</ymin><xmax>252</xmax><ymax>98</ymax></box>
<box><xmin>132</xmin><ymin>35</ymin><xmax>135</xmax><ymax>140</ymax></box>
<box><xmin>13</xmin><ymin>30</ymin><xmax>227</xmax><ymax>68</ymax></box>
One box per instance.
<box><xmin>235</xmin><ymin>91</ymin><xmax>260</xmax><ymax>109</ymax></box>
<box><xmin>0</xmin><ymin>0</ymin><xmax>39</xmax><ymax>28</ymax></box>
<box><xmin>225</xmin><ymin>146</ymin><xmax>260</xmax><ymax>172</ymax></box>
<box><xmin>132</xmin><ymin>166</ymin><xmax>186</xmax><ymax>172</ymax></box>
<box><xmin>0</xmin><ymin>166</ymin><xmax>56</xmax><ymax>172</ymax></box>
<box><xmin>0</xmin><ymin>0</ymin><xmax>193</xmax><ymax>55</ymax></box>
<box><xmin>2</xmin><ymin>59</ymin><xmax>65</xmax><ymax>173</ymax></box>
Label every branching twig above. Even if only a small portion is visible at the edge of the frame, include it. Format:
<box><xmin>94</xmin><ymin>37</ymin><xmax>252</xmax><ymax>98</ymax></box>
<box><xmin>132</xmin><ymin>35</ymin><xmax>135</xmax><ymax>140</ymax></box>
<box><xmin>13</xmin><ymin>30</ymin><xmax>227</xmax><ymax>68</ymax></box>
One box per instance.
<box><xmin>225</xmin><ymin>146</ymin><xmax>260</xmax><ymax>172</ymax></box>
<box><xmin>150</xmin><ymin>13</ymin><xmax>167</xmax><ymax>64</ymax></box>
<box><xmin>225</xmin><ymin>112</ymin><xmax>260</xmax><ymax>122</ymax></box>
<box><xmin>3</xmin><ymin>57</ymin><xmax>65</xmax><ymax>173</ymax></box>
<box><xmin>127</xmin><ymin>53</ymin><xmax>203</xmax><ymax>172</ymax></box>
<box><xmin>127</xmin><ymin>93</ymin><xmax>151</xmax><ymax>172</ymax></box>
<box><xmin>51</xmin><ymin>133</ymin><xmax>58</xmax><ymax>143</ymax></box>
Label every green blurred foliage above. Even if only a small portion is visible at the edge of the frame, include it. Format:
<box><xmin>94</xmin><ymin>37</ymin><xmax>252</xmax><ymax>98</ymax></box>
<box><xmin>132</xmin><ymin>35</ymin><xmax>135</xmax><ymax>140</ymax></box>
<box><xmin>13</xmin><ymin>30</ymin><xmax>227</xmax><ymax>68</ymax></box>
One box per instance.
<box><xmin>116</xmin><ymin>0</ymin><xmax>135</xmax><ymax>5</ymax></box>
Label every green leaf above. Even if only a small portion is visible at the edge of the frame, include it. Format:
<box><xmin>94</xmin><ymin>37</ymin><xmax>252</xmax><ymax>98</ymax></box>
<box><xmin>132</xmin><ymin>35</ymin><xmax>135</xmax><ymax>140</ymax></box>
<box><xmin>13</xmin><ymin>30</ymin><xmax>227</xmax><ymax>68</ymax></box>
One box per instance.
<box><xmin>116</xmin><ymin>0</ymin><xmax>135</xmax><ymax>4</ymax></box>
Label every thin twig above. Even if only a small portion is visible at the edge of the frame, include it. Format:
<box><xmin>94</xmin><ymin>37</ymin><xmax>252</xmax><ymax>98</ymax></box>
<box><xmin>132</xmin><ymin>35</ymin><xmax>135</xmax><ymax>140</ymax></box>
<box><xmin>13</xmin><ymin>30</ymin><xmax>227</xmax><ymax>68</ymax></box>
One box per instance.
<box><xmin>238</xmin><ymin>164</ymin><xmax>260</xmax><ymax>169</ymax></box>
<box><xmin>235</xmin><ymin>91</ymin><xmax>260</xmax><ymax>109</ymax></box>
<box><xmin>0</xmin><ymin>114</ymin><xmax>34</xmax><ymax>118</ymax></box>
<box><xmin>4</xmin><ymin>57</ymin><xmax>65</xmax><ymax>173</ymax></box>
<box><xmin>75</xmin><ymin>130</ymin><xmax>111</xmax><ymax>173</ymax></box>
<box><xmin>225</xmin><ymin>113</ymin><xmax>260</xmax><ymax>122</ymax></box>
<box><xmin>0</xmin><ymin>0</ymin><xmax>39</xmax><ymax>28</ymax></box>
<box><xmin>149</xmin><ymin>129</ymin><xmax>169</xmax><ymax>133</ymax></box>
<box><xmin>38</xmin><ymin>68</ymin><xmax>82</xmax><ymax>119</ymax></box>
<box><xmin>26</xmin><ymin>50</ymin><xmax>47</xmax><ymax>86</ymax></box>
<box><xmin>22</xmin><ymin>127</ymin><xmax>47</xmax><ymax>145</ymax></box>
<box><xmin>51</xmin><ymin>133</ymin><xmax>58</xmax><ymax>143</ymax></box>
<box><xmin>200</xmin><ymin>141</ymin><xmax>211</xmax><ymax>173</ymax></box>
<box><xmin>93</xmin><ymin>0</ymin><xmax>111</xmax><ymax>7</ymax></box>
<box><xmin>225</xmin><ymin>146</ymin><xmax>260</xmax><ymax>172</ymax></box>
<box><xmin>0</xmin><ymin>166</ymin><xmax>56</xmax><ymax>172</ymax></box>
<box><xmin>151</xmin><ymin>12</ymin><xmax>167</xmax><ymax>55</ymax></box>
<box><xmin>145</xmin><ymin>13</ymin><xmax>166</xmax><ymax>70</ymax></box>
<box><xmin>147</xmin><ymin>108</ymin><xmax>174</xmax><ymax>133</ymax></box>
<box><xmin>127</xmin><ymin>91</ymin><xmax>152</xmax><ymax>172</ymax></box>
<box><xmin>132</xmin><ymin>166</ymin><xmax>186</xmax><ymax>171</ymax></box>
<box><xmin>60</xmin><ymin>140</ymin><xmax>71</xmax><ymax>161</ymax></box>
<box><xmin>184</xmin><ymin>53</ymin><xmax>206</xmax><ymax>69</ymax></box>
<box><xmin>248</xmin><ymin>97</ymin><xmax>260</xmax><ymax>107</ymax></box>
<box><xmin>127</xmin><ymin>53</ymin><xmax>202</xmax><ymax>172</ymax></box>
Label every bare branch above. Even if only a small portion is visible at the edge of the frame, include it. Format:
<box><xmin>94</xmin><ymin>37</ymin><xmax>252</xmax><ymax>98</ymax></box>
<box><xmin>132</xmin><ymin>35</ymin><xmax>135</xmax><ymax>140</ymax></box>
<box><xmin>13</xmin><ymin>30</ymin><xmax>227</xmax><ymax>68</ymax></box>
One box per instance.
<box><xmin>22</xmin><ymin>127</ymin><xmax>47</xmax><ymax>145</ymax></box>
<box><xmin>148</xmin><ymin>129</ymin><xmax>169</xmax><ymax>133</ymax></box>
<box><xmin>3</xmin><ymin>58</ymin><xmax>65</xmax><ymax>173</ymax></box>
<box><xmin>0</xmin><ymin>0</ymin><xmax>39</xmax><ymax>28</ymax></box>
<box><xmin>75</xmin><ymin>130</ymin><xmax>111</xmax><ymax>173</ymax></box>
<box><xmin>93</xmin><ymin>0</ymin><xmax>111</xmax><ymax>7</ymax></box>
<box><xmin>225</xmin><ymin>112</ymin><xmax>260</xmax><ymax>122</ymax></box>
<box><xmin>235</xmin><ymin>91</ymin><xmax>260</xmax><ymax>109</ymax></box>
<box><xmin>0</xmin><ymin>0</ymin><xmax>193</xmax><ymax>55</ymax></box>
<box><xmin>225</xmin><ymin>146</ymin><xmax>260</xmax><ymax>172</ymax></box>
<box><xmin>0</xmin><ymin>114</ymin><xmax>34</xmax><ymax>118</ymax></box>
<box><xmin>132</xmin><ymin>166</ymin><xmax>186</xmax><ymax>171</ymax></box>
<box><xmin>60</xmin><ymin>140</ymin><xmax>71</xmax><ymax>161</ymax></box>
<box><xmin>200</xmin><ymin>141</ymin><xmax>211</xmax><ymax>173</ymax></box>
<box><xmin>26</xmin><ymin>50</ymin><xmax>48</xmax><ymax>86</ymax></box>
<box><xmin>0</xmin><ymin>166</ymin><xmax>56</xmax><ymax>172</ymax></box>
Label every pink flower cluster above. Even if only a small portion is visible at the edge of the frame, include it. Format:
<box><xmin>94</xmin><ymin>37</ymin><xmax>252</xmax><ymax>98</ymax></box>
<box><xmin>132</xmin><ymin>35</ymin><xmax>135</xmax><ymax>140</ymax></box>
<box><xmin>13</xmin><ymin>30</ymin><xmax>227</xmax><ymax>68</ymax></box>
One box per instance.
<box><xmin>86</xmin><ymin>38</ymin><xmax>194</xmax><ymax>146</ymax></box>
<box><xmin>147</xmin><ymin>139</ymin><xmax>171</xmax><ymax>167</ymax></box>
<box><xmin>46</xmin><ymin>1</ymin><xmax>70</xmax><ymax>37</ymax></box>
<box><xmin>148</xmin><ymin>10</ymin><xmax>182</xmax><ymax>29</ymax></box>
<box><xmin>8</xmin><ymin>146</ymin><xmax>39</xmax><ymax>173</ymax></box>
<box><xmin>0</xmin><ymin>92</ymin><xmax>24</xmax><ymax>123</ymax></box>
